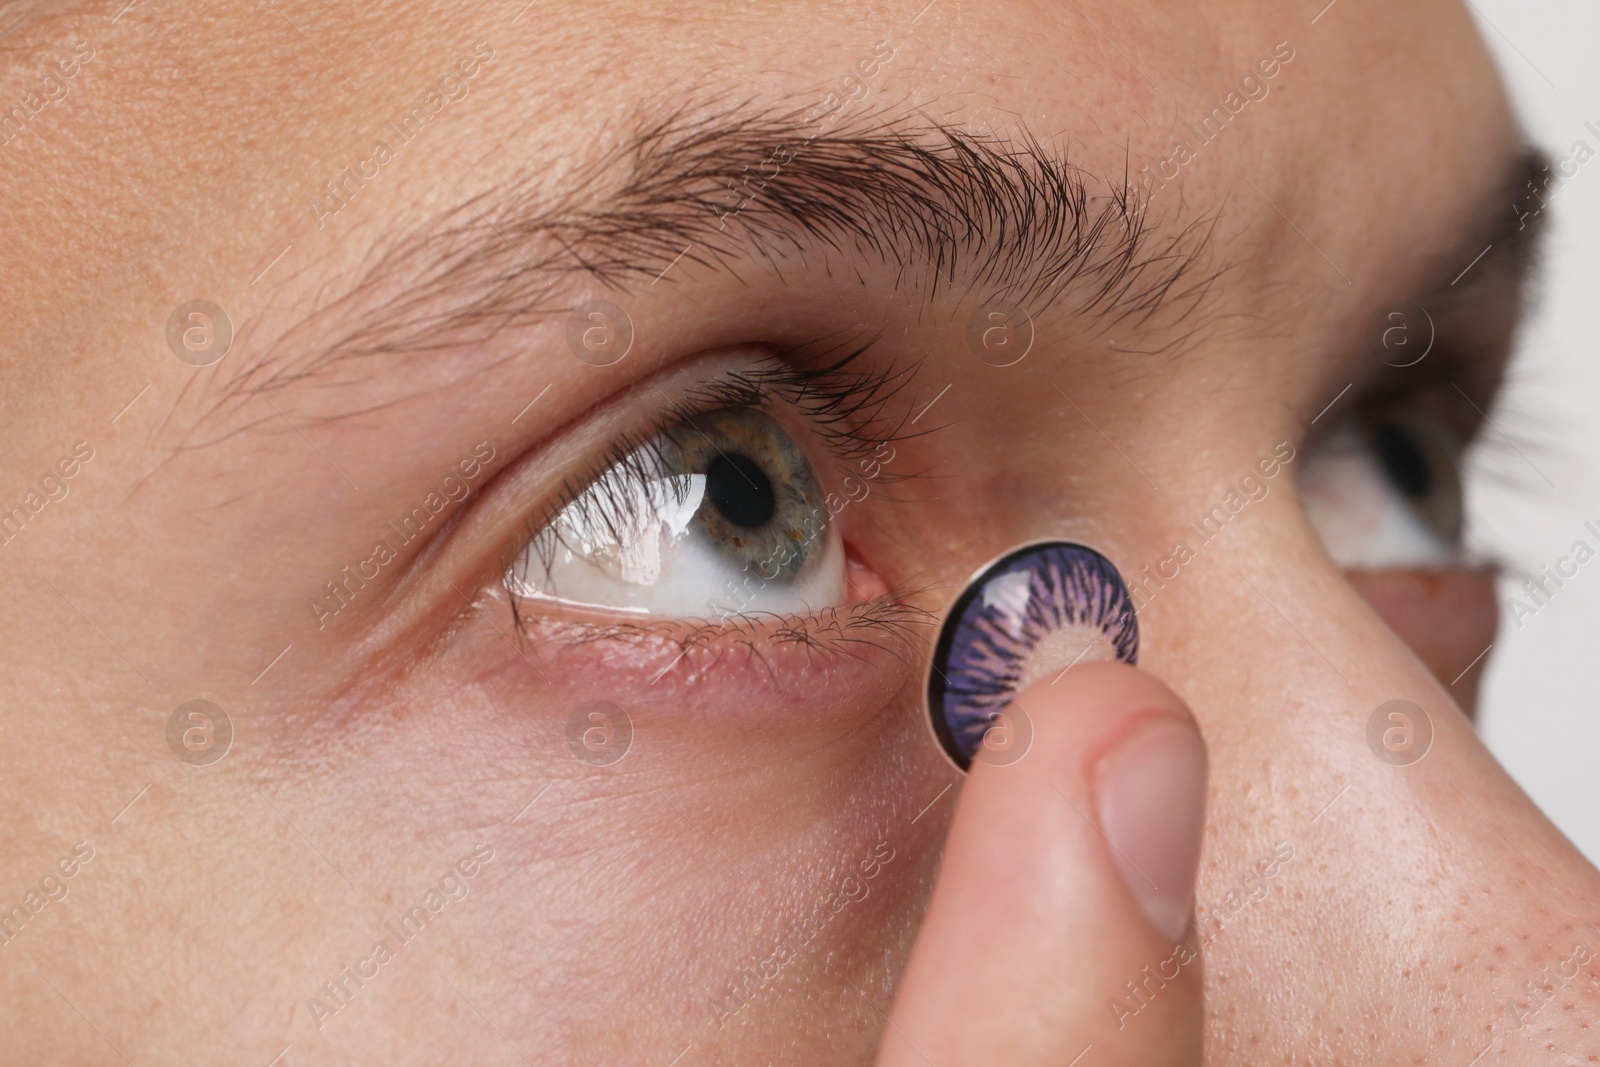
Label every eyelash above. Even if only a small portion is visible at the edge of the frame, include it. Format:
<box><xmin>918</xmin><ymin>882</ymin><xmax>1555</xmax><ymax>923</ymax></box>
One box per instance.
<box><xmin>504</xmin><ymin>341</ymin><xmax>925</xmax><ymax>640</ymax></box>
<box><xmin>1420</xmin><ymin>354</ymin><xmax>1556</xmax><ymax>565</ymax></box>
<box><xmin>1335</xmin><ymin>328</ymin><xmax>1548</xmax><ymax>566</ymax></box>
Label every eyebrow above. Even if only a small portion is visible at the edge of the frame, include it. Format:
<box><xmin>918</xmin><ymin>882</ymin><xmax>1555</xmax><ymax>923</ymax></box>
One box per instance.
<box><xmin>235</xmin><ymin>103</ymin><xmax>1223</xmax><ymax>405</ymax></box>
<box><xmin>1422</xmin><ymin>147</ymin><xmax>1553</xmax><ymax>301</ymax></box>
<box><xmin>1375</xmin><ymin>145</ymin><xmax>1553</xmax><ymax>370</ymax></box>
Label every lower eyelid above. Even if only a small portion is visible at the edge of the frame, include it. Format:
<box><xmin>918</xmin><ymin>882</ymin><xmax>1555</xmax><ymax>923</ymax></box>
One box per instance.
<box><xmin>454</xmin><ymin>603</ymin><xmax>924</xmax><ymax>763</ymax></box>
<box><xmin>498</xmin><ymin>589</ymin><xmax>929</xmax><ymax>693</ymax></box>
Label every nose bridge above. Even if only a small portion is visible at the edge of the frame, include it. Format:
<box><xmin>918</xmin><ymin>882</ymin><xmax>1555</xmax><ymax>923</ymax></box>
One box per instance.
<box><xmin>1120</xmin><ymin>460</ymin><xmax>1486</xmax><ymax>832</ymax></box>
<box><xmin>1132</xmin><ymin>476</ymin><xmax>1600</xmax><ymax>1042</ymax></box>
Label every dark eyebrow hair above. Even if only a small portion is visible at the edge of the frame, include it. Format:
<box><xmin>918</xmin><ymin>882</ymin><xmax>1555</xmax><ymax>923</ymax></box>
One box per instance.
<box><xmin>1393</xmin><ymin>147</ymin><xmax>1553</xmax><ymax>338</ymax></box>
<box><xmin>1445</xmin><ymin>146</ymin><xmax>1553</xmax><ymax>289</ymax></box>
<box><xmin>228</xmin><ymin>101</ymin><xmax>1222</xmax><ymax>409</ymax></box>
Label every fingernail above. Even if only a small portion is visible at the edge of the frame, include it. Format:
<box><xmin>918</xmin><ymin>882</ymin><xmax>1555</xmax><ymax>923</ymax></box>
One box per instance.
<box><xmin>1095</xmin><ymin>718</ymin><xmax>1208</xmax><ymax>943</ymax></box>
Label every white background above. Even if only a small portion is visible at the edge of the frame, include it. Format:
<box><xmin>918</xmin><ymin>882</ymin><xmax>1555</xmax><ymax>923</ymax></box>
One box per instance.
<box><xmin>1467</xmin><ymin>1</ymin><xmax>1600</xmax><ymax>862</ymax></box>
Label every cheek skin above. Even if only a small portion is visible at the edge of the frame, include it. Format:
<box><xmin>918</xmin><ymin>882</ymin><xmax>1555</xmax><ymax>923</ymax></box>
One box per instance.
<box><xmin>304</xmin><ymin>590</ymin><xmax>951</xmax><ymax>1061</ymax></box>
<box><xmin>407</xmin><ymin>619</ymin><xmax>947</xmax><ymax>1061</ymax></box>
<box><xmin>237</xmin><ymin>597</ymin><xmax>952</xmax><ymax>1063</ymax></box>
<box><xmin>1343</xmin><ymin>569</ymin><xmax>1499</xmax><ymax>717</ymax></box>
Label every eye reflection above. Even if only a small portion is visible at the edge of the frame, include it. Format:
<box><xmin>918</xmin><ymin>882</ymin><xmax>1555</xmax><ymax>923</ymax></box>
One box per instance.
<box><xmin>507</xmin><ymin>407</ymin><xmax>845</xmax><ymax>617</ymax></box>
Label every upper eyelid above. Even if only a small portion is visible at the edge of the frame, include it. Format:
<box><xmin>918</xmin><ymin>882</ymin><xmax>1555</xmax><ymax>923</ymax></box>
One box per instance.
<box><xmin>677</xmin><ymin>342</ymin><xmax>922</xmax><ymax>462</ymax></box>
<box><xmin>519</xmin><ymin>347</ymin><xmax>917</xmax><ymax>558</ymax></box>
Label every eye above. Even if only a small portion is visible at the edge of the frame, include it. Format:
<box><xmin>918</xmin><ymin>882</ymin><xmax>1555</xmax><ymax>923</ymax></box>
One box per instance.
<box><xmin>1299</xmin><ymin>403</ymin><xmax>1465</xmax><ymax>568</ymax></box>
<box><xmin>506</xmin><ymin>407</ymin><xmax>846</xmax><ymax>617</ymax></box>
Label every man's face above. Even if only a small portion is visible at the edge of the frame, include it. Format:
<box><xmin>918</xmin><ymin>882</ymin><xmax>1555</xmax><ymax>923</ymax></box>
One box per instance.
<box><xmin>1</xmin><ymin>0</ymin><xmax>1591</xmax><ymax>1062</ymax></box>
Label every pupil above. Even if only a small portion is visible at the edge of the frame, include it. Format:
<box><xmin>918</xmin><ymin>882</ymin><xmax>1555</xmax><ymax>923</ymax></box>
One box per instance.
<box><xmin>1374</xmin><ymin>422</ymin><xmax>1431</xmax><ymax>499</ymax></box>
<box><xmin>706</xmin><ymin>453</ymin><xmax>776</xmax><ymax>528</ymax></box>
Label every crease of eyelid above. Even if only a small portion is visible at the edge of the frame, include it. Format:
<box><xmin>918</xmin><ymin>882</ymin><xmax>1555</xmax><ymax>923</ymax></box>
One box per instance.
<box><xmin>203</xmin><ymin>97</ymin><xmax>1228</xmax><ymax>426</ymax></box>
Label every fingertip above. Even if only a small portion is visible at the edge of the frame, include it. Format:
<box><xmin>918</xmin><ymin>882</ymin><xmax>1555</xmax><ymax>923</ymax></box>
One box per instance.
<box><xmin>1094</xmin><ymin>714</ymin><xmax>1209</xmax><ymax>943</ymax></box>
<box><xmin>885</xmin><ymin>662</ymin><xmax>1209</xmax><ymax>1065</ymax></box>
<box><xmin>988</xmin><ymin>662</ymin><xmax>1208</xmax><ymax>944</ymax></box>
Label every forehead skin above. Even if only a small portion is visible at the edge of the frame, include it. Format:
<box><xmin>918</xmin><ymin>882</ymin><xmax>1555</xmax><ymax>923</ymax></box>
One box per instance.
<box><xmin>0</xmin><ymin>0</ymin><xmax>1509</xmax><ymax>392</ymax></box>
<box><xmin>3</xmin><ymin>0</ymin><xmax>1595</xmax><ymax>1065</ymax></box>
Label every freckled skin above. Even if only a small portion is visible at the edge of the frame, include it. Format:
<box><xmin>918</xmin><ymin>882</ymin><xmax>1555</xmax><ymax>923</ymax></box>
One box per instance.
<box><xmin>0</xmin><ymin>0</ymin><xmax>1594</xmax><ymax>1064</ymax></box>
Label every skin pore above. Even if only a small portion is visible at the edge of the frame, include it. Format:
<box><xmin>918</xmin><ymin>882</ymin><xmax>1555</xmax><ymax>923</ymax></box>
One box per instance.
<box><xmin>0</xmin><ymin>0</ymin><xmax>1595</xmax><ymax>1063</ymax></box>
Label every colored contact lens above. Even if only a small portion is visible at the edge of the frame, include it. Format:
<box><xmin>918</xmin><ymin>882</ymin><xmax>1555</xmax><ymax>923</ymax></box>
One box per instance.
<box><xmin>927</xmin><ymin>541</ymin><xmax>1139</xmax><ymax>770</ymax></box>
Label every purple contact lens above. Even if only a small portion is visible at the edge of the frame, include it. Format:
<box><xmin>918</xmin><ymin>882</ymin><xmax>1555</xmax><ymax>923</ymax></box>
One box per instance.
<box><xmin>927</xmin><ymin>541</ymin><xmax>1139</xmax><ymax>770</ymax></box>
